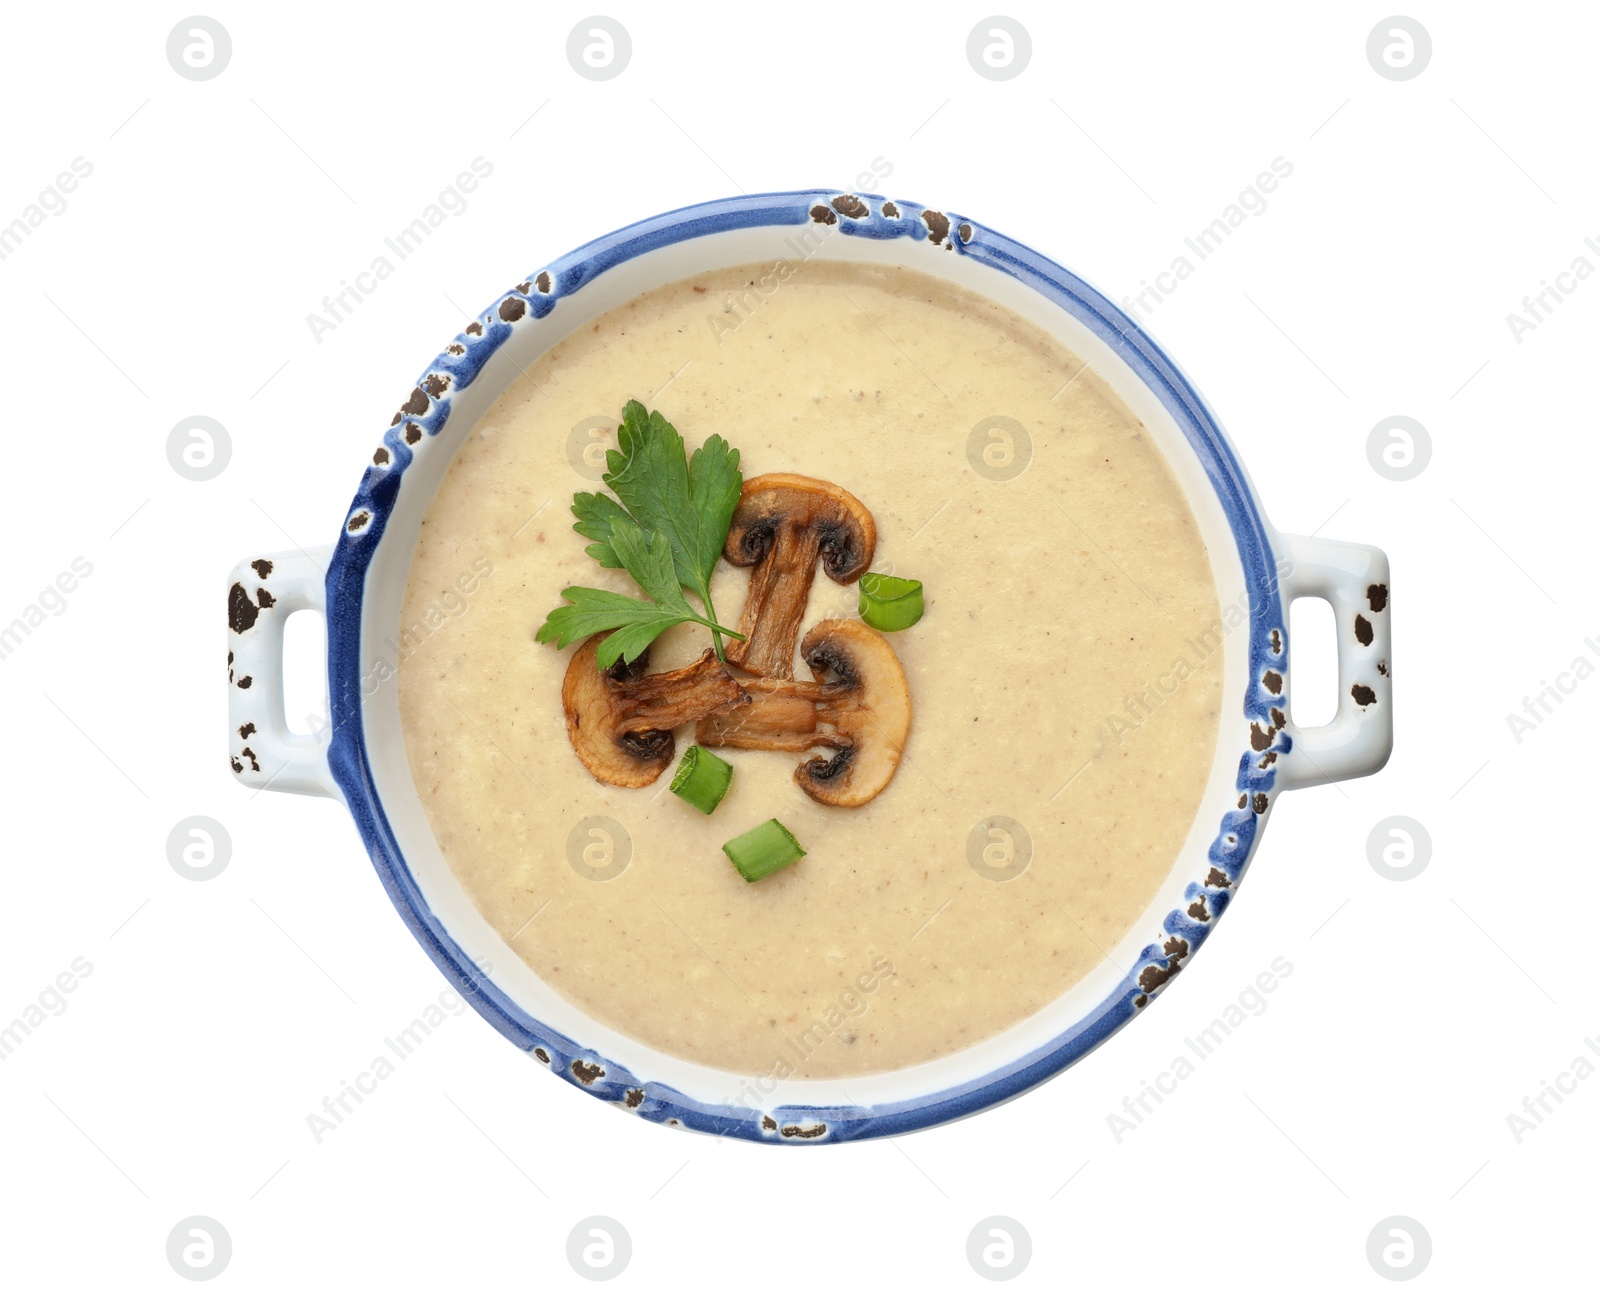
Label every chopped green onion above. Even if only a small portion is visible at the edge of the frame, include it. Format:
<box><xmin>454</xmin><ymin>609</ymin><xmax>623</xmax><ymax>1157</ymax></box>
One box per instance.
<box><xmin>858</xmin><ymin>572</ymin><xmax>924</xmax><ymax>631</ymax></box>
<box><xmin>670</xmin><ymin>745</ymin><xmax>734</xmax><ymax>815</ymax></box>
<box><xmin>722</xmin><ymin>819</ymin><xmax>806</xmax><ymax>882</ymax></box>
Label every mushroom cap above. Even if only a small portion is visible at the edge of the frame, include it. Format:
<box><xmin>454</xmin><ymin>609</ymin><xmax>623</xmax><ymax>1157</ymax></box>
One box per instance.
<box><xmin>562</xmin><ymin>638</ymin><xmax>745</xmax><ymax>788</ymax></box>
<box><xmin>723</xmin><ymin>474</ymin><xmax>877</xmax><ymax>678</ymax></box>
<box><xmin>722</xmin><ymin>473</ymin><xmax>877</xmax><ymax>584</ymax></box>
<box><xmin>794</xmin><ymin>619</ymin><xmax>912</xmax><ymax>807</ymax></box>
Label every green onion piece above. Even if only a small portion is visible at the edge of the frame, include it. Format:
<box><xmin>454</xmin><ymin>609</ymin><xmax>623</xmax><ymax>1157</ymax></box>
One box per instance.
<box><xmin>669</xmin><ymin>745</ymin><xmax>734</xmax><ymax>815</ymax></box>
<box><xmin>722</xmin><ymin>819</ymin><xmax>806</xmax><ymax>882</ymax></box>
<box><xmin>858</xmin><ymin>572</ymin><xmax>924</xmax><ymax>631</ymax></box>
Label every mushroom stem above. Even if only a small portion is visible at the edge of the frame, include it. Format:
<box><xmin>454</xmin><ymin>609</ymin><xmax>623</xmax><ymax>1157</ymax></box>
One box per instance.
<box><xmin>612</xmin><ymin>651</ymin><xmax>748</xmax><ymax>734</ymax></box>
<box><xmin>696</xmin><ymin>619</ymin><xmax>911</xmax><ymax>807</ymax></box>
<box><xmin>697</xmin><ymin>679</ymin><xmax>837</xmax><ymax>753</ymax></box>
<box><xmin>726</xmin><ymin>527</ymin><xmax>826</xmax><ymax>679</ymax></box>
<box><xmin>722</xmin><ymin>474</ymin><xmax>876</xmax><ymax>679</ymax></box>
<box><xmin>563</xmin><ymin>639</ymin><xmax>747</xmax><ymax>788</ymax></box>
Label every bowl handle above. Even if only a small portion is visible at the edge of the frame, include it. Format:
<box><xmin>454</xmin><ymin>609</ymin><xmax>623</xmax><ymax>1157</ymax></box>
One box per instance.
<box><xmin>226</xmin><ymin>546</ymin><xmax>338</xmax><ymax>799</ymax></box>
<box><xmin>1273</xmin><ymin>534</ymin><xmax>1393</xmax><ymax>791</ymax></box>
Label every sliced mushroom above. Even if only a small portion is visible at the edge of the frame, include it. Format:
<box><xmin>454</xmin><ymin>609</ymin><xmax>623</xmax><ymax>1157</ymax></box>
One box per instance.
<box><xmin>723</xmin><ymin>474</ymin><xmax>876</xmax><ymax>679</ymax></box>
<box><xmin>697</xmin><ymin>678</ymin><xmax>828</xmax><ymax>752</ymax></box>
<box><xmin>563</xmin><ymin>638</ymin><xmax>747</xmax><ymax>788</ymax></box>
<box><xmin>697</xmin><ymin>619</ymin><xmax>911</xmax><ymax>807</ymax></box>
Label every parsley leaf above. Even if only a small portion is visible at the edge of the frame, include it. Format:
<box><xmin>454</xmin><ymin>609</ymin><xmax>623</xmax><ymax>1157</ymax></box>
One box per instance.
<box><xmin>608</xmin><ymin>513</ymin><xmax>684</xmax><ymax>606</ymax></box>
<box><xmin>600</xmin><ymin>401</ymin><xmax>743</xmax><ymax>655</ymax></box>
<box><xmin>549</xmin><ymin>401</ymin><xmax>745</xmax><ymax>663</ymax></box>
<box><xmin>570</xmin><ymin>490</ymin><xmax>634</xmax><ymax>569</ymax></box>
<box><xmin>536</xmin><ymin>517</ymin><xmax>743</xmax><ymax>668</ymax></box>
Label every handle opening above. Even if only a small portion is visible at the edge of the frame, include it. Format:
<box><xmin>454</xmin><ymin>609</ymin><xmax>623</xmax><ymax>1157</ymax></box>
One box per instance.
<box><xmin>1286</xmin><ymin>595</ymin><xmax>1337</xmax><ymax>727</ymax></box>
<box><xmin>281</xmin><ymin>607</ymin><xmax>330</xmax><ymax>738</ymax></box>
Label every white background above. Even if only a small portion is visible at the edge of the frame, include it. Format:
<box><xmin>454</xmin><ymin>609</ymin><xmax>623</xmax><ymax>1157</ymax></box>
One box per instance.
<box><xmin>1</xmin><ymin>2</ymin><xmax>1593</xmax><ymax>1292</ymax></box>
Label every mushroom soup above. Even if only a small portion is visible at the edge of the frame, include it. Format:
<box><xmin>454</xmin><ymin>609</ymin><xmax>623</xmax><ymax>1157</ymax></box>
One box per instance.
<box><xmin>399</xmin><ymin>260</ymin><xmax>1223</xmax><ymax>1077</ymax></box>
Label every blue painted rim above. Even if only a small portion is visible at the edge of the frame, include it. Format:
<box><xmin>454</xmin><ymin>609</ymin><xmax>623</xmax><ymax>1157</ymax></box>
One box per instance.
<box><xmin>322</xmin><ymin>190</ymin><xmax>1290</xmax><ymax>1143</ymax></box>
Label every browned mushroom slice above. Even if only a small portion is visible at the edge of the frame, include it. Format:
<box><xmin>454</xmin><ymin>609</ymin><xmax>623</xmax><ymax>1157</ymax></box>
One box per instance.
<box><xmin>696</xmin><ymin>678</ymin><xmax>830</xmax><ymax>753</ymax></box>
<box><xmin>722</xmin><ymin>474</ymin><xmax>876</xmax><ymax>679</ymax></box>
<box><xmin>563</xmin><ymin>637</ymin><xmax>746</xmax><ymax>788</ymax></box>
<box><xmin>696</xmin><ymin>619</ymin><xmax>911</xmax><ymax>807</ymax></box>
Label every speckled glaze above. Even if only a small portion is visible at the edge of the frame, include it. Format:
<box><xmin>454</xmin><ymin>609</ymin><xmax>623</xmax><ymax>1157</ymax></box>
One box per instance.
<box><xmin>227</xmin><ymin>191</ymin><xmax>1393</xmax><ymax>1142</ymax></box>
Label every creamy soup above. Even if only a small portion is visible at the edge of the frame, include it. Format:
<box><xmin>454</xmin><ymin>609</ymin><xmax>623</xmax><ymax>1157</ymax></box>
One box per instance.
<box><xmin>399</xmin><ymin>260</ymin><xmax>1223</xmax><ymax>1078</ymax></box>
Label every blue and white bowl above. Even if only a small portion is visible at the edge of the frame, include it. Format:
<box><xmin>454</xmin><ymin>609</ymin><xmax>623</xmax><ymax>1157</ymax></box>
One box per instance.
<box><xmin>226</xmin><ymin>190</ymin><xmax>1392</xmax><ymax>1142</ymax></box>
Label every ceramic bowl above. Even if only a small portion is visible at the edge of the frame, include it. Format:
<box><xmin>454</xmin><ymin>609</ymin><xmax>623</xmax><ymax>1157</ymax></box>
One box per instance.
<box><xmin>226</xmin><ymin>190</ymin><xmax>1392</xmax><ymax>1142</ymax></box>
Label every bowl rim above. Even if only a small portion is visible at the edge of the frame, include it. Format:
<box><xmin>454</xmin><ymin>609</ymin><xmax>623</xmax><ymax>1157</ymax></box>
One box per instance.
<box><xmin>322</xmin><ymin>189</ymin><xmax>1292</xmax><ymax>1143</ymax></box>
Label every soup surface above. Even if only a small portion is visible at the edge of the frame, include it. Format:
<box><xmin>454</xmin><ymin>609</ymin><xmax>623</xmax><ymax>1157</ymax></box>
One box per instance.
<box><xmin>399</xmin><ymin>259</ymin><xmax>1223</xmax><ymax>1078</ymax></box>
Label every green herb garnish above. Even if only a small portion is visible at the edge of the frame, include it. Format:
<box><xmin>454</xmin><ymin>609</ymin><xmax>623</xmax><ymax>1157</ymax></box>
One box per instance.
<box><xmin>576</xmin><ymin>400</ymin><xmax>743</xmax><ymax>658</ymax></box>
<box><xmin>722</xmin><ymin>818</ymin><xmax>807</xmax><ymax>882</ymax></box>
<box><xmin>858</xmin><ymin>572</ymin><xmax>924</xmax><ymax>631</ymax></box>
<box><xmin>535</xmin><ymin>516</ymin><xmax>743</xmax><ymax>669</ymax></box>
<box><xmin>537</xmin><ymin>401</ymin><xmax>746</xmax><ymax>667</ymax></box>
<box><xmin>670</xmin><ymin>745</ymin><xmax>734</xmax><ymax>815</ymax></box>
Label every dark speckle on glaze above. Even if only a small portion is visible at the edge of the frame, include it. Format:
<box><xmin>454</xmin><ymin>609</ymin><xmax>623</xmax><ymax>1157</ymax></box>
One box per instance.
<box><xmin>228</xmin><ymin>582</ymin><xmax>260</xmax><ymax>634</ymax></box>
<box><xmin>1137</xmin><ymin>937</ymin><xmax>1190</xmax><ymax>995</ymax></box>
<box><xmin>780</xmin><ymin>1122</ymin><xmax>827</xmax><ymax>1140</ymax></box>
